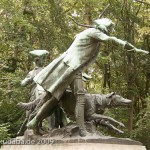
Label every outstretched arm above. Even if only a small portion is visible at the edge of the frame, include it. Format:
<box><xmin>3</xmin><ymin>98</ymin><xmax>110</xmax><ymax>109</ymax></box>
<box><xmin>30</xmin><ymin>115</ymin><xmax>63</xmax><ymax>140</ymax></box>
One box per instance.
<box><xmin>21</xmin><ymin>72</ymin><xmax>34</xmax><ymax>86</ymax></box>
<box><xmin>21</xmin><ymin>77</ymin><xmax>32</xmax><ymax>86</ymax></box>
<box><xmin>108</xmin><ymin>36</ymin><xmax>149</xmax><ymax>54</ymax></box>
<box><xmin>90</xmin><ymin>29</ymin><xmax>149</xmax><ymax>54</ymax></box>
<box><xmin>124</xmin><ymin>42</ymin><xmax>149</xmax><ymax>54</ymax></box>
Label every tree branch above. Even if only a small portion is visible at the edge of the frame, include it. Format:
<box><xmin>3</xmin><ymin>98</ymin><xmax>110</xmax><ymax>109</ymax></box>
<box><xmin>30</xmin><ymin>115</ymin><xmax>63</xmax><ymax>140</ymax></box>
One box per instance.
<box><xmin>63</xmin><ymin>1</ymin><xmax>78</xmax><ymax>14</ymax></box>
<box><xmin>99</xmin><ymin>4</ymin><xmax>110</xmax><ymax>18</ymax></box>
<box><xmin>133</xmin><ymin>0</ymin><xmax>150</xmax><ymax>6</ymax></box>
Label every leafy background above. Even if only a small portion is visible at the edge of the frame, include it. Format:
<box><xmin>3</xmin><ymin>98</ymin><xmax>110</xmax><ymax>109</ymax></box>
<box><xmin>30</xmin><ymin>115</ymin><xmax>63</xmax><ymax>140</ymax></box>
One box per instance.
<box><xmin>0</xmin><ymin>0</ymin><xmax>150</xmax><ymax>149</ymax></box>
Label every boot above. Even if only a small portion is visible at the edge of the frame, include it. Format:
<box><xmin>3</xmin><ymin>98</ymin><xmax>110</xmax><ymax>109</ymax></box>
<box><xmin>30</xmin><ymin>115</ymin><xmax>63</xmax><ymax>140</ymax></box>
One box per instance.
<box><xmin>27</xmin><ymin>96</ymin><xmax>58</xmax><ymax>134</ymax></box>
<box><xmin>75</xmin><ymin>93</ymin><xmax>88</xmax><ymax>137</ymax></box>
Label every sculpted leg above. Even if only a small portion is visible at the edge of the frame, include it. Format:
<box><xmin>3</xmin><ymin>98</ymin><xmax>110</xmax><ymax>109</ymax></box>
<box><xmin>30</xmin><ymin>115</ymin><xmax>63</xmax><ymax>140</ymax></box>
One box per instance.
<box><xmin>17</xmin><ymin>109</ymin><xmax>33</xmax><ymax>136</ymax></box>
<box><xmin>91</xmin><ymin>114</ymin><xmax>125</xmax><ymax>128</ymax></box>
<box><xmin>75</xmin><ymin>93</ymin><xmax>87</xmax><ymax>136</ymax></box>
<box><xmin>47</xmin><ymin>114</ymin><xmax>55</xmax><ymax>130</ymax></box>
<box><xmin>99</xmin><ymin>119</ymin><xmax>124</xmax><ymax>134</ymax></box>
<box><xmin>17</xmin><ymin>118</ymin><xmax>28</xmax><ymax>136</ymax></box>
<box><xmin>71</xmin><ymin>72</ymin><xmax>88</xmax><ymax>137</ymax></box>
<box><xmin>27</xmin><ymin>96</ymin><xmax>58</xmax><ymax>134</ymax></box>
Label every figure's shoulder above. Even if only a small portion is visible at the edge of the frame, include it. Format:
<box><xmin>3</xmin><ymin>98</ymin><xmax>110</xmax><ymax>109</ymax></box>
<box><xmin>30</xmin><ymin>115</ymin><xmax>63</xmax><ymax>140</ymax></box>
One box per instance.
<box><xmin>87</xmin><ymin>28</ymin><xmax>109</xmax><ymax>41</ymax></box>
<box><xmin>88</xmin><ymin>28</ymin><xmax>101</xmax><ymax>33</ymax></box>
<box><xmin>85</xmin><ymin>28</ymin><xmax>105</xmax><ymax>38</ymax></box>
<box><xmin>77</xmin><ymin>28</ymin><xmax>98</xmax><ymax>34</ymax></box>
<box><xmin>83</xmin><ymin>28</ymin><xmax>100</xmax><ymax>33</ymax></box>
<box><xmin>76</xmin><ymin>28</ymin><xmax>101</xmax><ymax>38</ymax></box>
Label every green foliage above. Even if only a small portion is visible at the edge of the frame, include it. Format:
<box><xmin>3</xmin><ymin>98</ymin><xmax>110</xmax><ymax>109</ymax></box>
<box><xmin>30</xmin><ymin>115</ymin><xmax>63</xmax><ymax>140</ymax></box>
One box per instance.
<box><xmin>0</xmin><ymin>123</ymin><xmax>11</xmax><ymax>147</ymax></box>
<box><xmin>0</xmin><ymin>70</ymin><xmax>28</xmax><ymax>137</ymax></box>
<box><xmin>131</xmin><ymin>96</ymin><xmax>150</xmax><ymax>150</ymax></box>
<box><xmin>0</xmin><ymin>123</ymin><xmax>11</xmax><ymax>140</ymax></box>
<box><xmin>0</xmin><ymin>0</ymin><xmax>149</xmax><ymax>148</ymax></box>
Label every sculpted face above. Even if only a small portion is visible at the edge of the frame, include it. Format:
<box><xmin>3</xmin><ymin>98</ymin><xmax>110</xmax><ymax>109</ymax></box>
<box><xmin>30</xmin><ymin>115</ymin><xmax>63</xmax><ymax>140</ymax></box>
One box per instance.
<box><xmin>93</xmin><ymin>18</ymin><xmax>115</xmax><ymax>34</ymax></box>
<box><xmin>105</xmin><ymin>92</ymin><xmax>132</xmax><ymax>107</ymax></box>
<box><xmin>110</xmin><ymin>95</ymin><xmax>132</xmax><ymax>107</ymax></box>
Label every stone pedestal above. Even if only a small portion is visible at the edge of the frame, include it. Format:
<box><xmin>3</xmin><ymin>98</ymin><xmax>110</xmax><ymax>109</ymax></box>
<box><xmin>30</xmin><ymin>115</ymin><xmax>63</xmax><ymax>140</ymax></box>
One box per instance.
<box><xmin>1</xmin><ymin>143</ymin><xmax>146</xmax><ymax>150</ymax></box>
<box><xmin>1</xmin><ymin>125</ymin><xmax>147</xmax><ymax>150</ymax></box>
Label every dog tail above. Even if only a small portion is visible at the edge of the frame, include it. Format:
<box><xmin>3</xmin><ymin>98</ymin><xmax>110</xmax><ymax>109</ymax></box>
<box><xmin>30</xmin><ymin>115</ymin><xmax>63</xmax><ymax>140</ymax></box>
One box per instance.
<box><xmin>17</xmin><ymin>99</ymin><xmax>39</xmax><ymax>110</ymax></box>
<box><xmin>17</xmin><ymin>92</ymin><xmax>47</xmax><ymax>110</ymax></box>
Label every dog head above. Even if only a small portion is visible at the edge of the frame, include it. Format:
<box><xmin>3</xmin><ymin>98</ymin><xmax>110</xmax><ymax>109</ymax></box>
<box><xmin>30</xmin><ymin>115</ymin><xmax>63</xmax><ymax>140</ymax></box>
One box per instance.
<box><xmin>105</xmin><ymin>92</ymin><xmax>132</xmax><ymax>107</ymax></box>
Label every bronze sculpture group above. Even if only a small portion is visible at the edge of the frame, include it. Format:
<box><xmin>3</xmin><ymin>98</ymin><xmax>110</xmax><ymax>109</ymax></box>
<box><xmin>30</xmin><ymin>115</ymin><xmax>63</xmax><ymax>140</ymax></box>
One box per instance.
<box><xmin>17</xmin><ymin>18</ymin><xmax>148</xmax><ymax>137</ymax></box>
<box><xmin>18</xmin><ymin>50</ymin><xmax>68</xmax><ymax>136</ymax></box>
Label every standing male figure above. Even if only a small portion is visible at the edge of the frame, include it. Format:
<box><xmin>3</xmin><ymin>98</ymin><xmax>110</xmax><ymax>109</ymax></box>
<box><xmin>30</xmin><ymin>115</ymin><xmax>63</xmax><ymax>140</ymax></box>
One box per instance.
<box><xmin>18</xmin><ymin>58</ymin><xmax>44</xmax><ymax>136</ymax></box>
<box><xmin>27</xmin><ymin>18</ymin><xmax>148</xmax><ymax>137</ymax></box>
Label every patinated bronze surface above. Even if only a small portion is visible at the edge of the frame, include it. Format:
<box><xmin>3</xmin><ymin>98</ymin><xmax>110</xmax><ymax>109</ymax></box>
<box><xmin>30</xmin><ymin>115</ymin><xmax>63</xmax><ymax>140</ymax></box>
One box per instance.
<box><xmin>17</xmin><ymin>61</ymin><xmax>45</xmax><ymax>136</ymax></box>
<box><xmin>19</xmin><ymin>90</ymin><xmax>131</xmax><ymax>135</ymax></box>
<box><xmin>18</xmin><ymin>50</ymin><xmax>66</xmax><ymax>135</ymax></box>
<box><xmin>18</xmin><ymin>18</ymin><xmax>148</xmax><ymax>137</ymax></box>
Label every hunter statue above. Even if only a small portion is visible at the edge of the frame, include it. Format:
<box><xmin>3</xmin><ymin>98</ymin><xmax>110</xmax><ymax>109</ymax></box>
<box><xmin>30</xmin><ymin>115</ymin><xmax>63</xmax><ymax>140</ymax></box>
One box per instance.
<box><xmin>18</xmin><ymin>50</ymin><xmax>69</xmax><ymax>135</ymax></box>
<box><xmin>18</xmin><ymin>50</ymin><xmax>49</xmax><ymax>136</ymax></box>
<box><xmin>20</xmin><ymin>18</ymin><xmax>148</xmax><ymax>137</ymax></box>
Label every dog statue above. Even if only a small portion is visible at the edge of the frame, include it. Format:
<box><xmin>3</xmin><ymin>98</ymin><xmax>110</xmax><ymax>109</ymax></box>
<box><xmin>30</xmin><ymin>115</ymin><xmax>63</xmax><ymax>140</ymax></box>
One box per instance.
<box><xmin>18</xmin><ymin>91</ymin><xmax>131</xmax><ymax>134</ymax></box>
<box><xmin>61</xmin><ymin>91</ymin><xmax>132</xmax><ymax>134</ymax></box>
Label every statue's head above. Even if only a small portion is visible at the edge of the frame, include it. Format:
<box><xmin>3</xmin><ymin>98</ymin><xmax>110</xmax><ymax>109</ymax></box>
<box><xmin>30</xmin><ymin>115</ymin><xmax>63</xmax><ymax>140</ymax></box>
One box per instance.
<box><xmin>93</xmin><ymin>18</ymin><xmax>115</xmax><ymax>34</ymax></box>
<box><xmin>30</xmin><ymin>50</ymin><xmax>49</xmax><ymax>68</ymax></box>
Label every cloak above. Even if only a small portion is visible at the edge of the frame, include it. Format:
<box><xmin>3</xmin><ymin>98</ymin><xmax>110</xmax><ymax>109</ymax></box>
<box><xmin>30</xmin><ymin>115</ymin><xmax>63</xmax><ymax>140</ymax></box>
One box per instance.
<box><xmin>34</xmin><ymin>28</ymin><xmax>125</xmax><ymax>99</ymax></box>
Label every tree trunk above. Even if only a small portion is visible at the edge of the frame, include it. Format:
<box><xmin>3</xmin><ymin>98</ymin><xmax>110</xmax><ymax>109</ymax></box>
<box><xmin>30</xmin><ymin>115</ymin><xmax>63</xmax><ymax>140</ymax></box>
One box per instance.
<box><xmin>84</xmin><ymin>4</ymin><xmax>92</xmax><ymax>25</ymax></box>
<box><xmin>103</xmin><ymin>63</ymin><xmax>111</xmax><ymax>89</ymax></box>
<box><xmin>123</xmin><ymin>0</ymin><xmax>135</xmax><ymax>133</ymax></box>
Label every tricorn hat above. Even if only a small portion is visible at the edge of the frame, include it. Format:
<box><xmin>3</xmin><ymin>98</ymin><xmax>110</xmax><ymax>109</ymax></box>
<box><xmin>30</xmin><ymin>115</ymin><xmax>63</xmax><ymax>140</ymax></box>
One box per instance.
<box><xmin>29</xmin><ymin>50</ymin><xmax>49</xmax><ymax>57</ymax></box>
<box><xmin>93</xmin><ymin>18</ymin><xmax>115</xmax><ymax>33</ymax></box>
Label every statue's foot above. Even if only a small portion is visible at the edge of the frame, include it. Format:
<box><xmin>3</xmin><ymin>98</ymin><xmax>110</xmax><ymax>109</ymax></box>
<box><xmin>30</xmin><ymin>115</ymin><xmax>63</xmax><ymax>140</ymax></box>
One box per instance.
<box><xmin>118</xmin><ymin>122</ymin><xmax>125</xmax><ymax>128</ymax></box>
<box><xmin>27</xmin><ymin>118</ymin><xmax>42</xmax><ymax>135</ymax></box>
<box><xmin>117</xmin><ymin>129</ymin><xmax>124</xmax><ymax>134</ymax></box>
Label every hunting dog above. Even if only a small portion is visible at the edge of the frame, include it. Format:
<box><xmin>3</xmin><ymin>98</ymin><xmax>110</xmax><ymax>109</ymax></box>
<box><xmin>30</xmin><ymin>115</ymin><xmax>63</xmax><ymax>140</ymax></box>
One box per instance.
<box><xmin>18</xmin><ymin>91</ymin><xmax>132</xmax><ymax>134</ymax></box>
<box><xmin>61</xmin><ymin>91</ymin><xmax>132</xmax><ymax>134</ymax></box>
